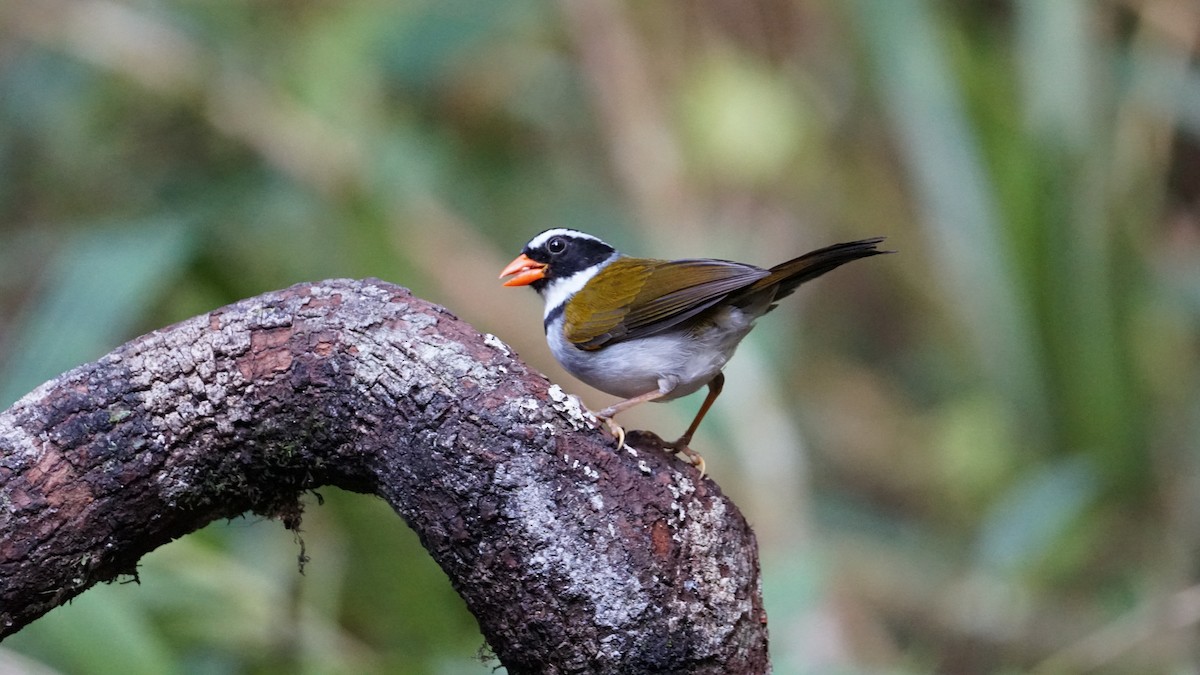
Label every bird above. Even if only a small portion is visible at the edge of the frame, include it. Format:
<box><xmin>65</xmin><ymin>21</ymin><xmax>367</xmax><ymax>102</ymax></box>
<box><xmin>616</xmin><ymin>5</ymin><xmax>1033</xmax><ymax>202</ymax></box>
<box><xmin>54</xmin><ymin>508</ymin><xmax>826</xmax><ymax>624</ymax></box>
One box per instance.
<box><xmin>500</xmin><ymin>228</ymin><xmax>890</xmax><ymax>475</ymax></box>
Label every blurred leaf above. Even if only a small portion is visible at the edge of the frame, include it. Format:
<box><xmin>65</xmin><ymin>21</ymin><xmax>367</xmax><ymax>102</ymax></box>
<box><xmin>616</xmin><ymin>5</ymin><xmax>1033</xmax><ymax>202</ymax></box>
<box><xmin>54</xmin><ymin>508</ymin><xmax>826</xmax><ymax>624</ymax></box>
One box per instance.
<box><xmin>0</xmin><ymin>218</ymin><xmax>194</xmax><ymax>407</ymax></box>
<box><xmin>4</xmin><ymin>583</ymin><xmax>178</xmax><ymax>675</ymax></box>
<box><xmin>851</xmin><ymin>0</ymin><xmax>1049</xmax><ymax>430</ymax></box>
<box><xmin>0</xmin><ymin>648</ymin><xmax>60</xmax><ymax>675</ymax></box>
<box><xmin>974</xmin><ymin>456</ymin><xmax>1097</xmax><ymax>577</ymax></box>
<box><xmin>322</xmin><ymin>489</ymin><xmax>488</xmax><ymax>673</ymax></box>
<box><xmin>377</xmin><ymin>1</ymin><xmax>536</xmax><ymax>92</ymax></box>
<box><xmin>761</xmin><ymin>548</ymin><xmax>835</xmax><ymax>675</ymax></box>
<box><xmin>1014</xmin><ymin>0</ymin><xmax>1097</xmax><ymax>149</ymax></box>
<box><xmin>932</xmin><ymin>394</ymin><xmax>1019</xmax><ymax>518</ymax></box>
<box><xmin>679</xmin><ymin>53</ymin><xmax>812</xmax><ymax>185</ymax></box>
<box><xmin>1175</xmin><ymin>69</ymin><xmax>1200</xmax><ymax>140</ymax></box>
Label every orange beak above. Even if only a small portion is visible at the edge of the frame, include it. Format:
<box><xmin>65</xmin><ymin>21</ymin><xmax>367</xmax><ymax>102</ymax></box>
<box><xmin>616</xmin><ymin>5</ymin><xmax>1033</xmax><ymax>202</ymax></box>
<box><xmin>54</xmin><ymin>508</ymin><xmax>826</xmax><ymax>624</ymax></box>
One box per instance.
<box><xmin>499</xmin><ymin>254</ymin><xmax>548</xmax><ymax>287</ymax></box>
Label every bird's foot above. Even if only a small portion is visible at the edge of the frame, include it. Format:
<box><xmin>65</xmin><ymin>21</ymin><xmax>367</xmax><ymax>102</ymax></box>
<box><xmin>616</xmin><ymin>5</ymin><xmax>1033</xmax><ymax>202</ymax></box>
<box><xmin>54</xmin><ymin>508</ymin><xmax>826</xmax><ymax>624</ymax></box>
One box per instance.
<box><xmin>622</xmin><ymin>430</ymin><xmax>706</xmax><ymax>479</ymax></box>
<box><xmin>595</xmin><ymin>414</ymin><xmax>626</xmax><ymax>449</ymax></box>
<box><xmin>668</xmin><ymin>441</ymin><xmax>707</xmax><ymax>479</ymax></box>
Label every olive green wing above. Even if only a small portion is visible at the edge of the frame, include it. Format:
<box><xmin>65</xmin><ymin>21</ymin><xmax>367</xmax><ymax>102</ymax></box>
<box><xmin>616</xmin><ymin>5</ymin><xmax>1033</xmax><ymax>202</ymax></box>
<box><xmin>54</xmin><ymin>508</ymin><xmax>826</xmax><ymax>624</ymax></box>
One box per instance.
<box><xmin>564</xmin><ymin>257</ymin><xmax>769</xmax><ymax>350</ymax></box>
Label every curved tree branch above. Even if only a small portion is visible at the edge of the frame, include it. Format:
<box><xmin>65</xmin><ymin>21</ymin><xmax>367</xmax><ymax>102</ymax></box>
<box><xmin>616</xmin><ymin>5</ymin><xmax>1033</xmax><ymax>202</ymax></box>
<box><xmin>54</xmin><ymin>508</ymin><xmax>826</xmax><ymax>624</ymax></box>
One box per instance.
<box><xmin>0</xmin><ymin>279</ymin><xmax>767</xmax><ymax>673</ymax></box>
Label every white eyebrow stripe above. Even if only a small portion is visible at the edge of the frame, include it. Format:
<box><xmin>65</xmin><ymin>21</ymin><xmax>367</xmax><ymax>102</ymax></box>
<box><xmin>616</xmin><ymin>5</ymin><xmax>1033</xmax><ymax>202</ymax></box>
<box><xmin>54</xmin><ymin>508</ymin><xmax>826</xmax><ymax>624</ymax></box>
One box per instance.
<box><xmin>526</xmin><ymin>228</ymin><xmax>604</xmax><ymax>250</ymax></box>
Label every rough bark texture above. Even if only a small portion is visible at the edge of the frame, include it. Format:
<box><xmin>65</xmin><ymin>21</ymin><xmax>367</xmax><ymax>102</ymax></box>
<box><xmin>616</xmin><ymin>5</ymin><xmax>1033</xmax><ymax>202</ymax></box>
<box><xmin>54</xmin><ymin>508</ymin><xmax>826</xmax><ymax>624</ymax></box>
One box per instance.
<box><xmin>0</xmin><ymin>279</ymin><xmax>768</xmax><ymax>674</ymax></box>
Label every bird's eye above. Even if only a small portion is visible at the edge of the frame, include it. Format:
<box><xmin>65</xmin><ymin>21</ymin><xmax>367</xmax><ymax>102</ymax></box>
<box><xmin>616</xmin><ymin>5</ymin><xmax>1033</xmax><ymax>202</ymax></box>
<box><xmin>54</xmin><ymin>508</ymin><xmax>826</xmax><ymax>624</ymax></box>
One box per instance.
<box><xmin>546</xmin><ymin>237</ymin><xmax>567</xmax><ymax>255</ymax></box>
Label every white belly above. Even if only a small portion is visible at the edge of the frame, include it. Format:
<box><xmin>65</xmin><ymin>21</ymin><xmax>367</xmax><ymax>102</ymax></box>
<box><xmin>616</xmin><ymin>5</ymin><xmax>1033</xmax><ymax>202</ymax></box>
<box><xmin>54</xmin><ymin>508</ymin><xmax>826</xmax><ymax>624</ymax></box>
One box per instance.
<box><xmin>545</xmin><ymin>305</ymin><xmax>758</xmax><ymax>400</ymax></box>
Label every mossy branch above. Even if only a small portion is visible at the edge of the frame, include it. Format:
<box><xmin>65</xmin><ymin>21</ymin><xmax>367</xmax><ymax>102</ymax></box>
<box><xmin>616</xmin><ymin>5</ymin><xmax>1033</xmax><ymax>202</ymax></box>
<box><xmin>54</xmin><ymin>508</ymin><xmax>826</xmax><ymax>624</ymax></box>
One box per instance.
<box><xmin>0</xmin><ymin>279</ymin><xmax>767</xmax><ymax>674</ymax></box>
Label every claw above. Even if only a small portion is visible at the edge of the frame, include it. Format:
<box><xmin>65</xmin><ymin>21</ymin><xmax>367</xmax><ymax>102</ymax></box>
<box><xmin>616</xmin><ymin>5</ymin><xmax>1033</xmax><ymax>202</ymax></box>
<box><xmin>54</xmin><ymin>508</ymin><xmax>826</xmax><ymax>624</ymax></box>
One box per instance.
<box><xmin>659</xmin><ymin>436</ymin><xmax>706</xmax><ymax>479</ymax></box>
<box><xmin>592</xmin><ymin>410</ymin><xmax>705</xmax><ymax>478</ymax></box>
<box><xmin>599</xmin><ymin>415</ymin><xmax>626</xmax><ymax>449</ymax></box>
<box><xmin>677</xmin><ymin>445</ymin><xmax>707</xmax><ymax>479</ymax></box>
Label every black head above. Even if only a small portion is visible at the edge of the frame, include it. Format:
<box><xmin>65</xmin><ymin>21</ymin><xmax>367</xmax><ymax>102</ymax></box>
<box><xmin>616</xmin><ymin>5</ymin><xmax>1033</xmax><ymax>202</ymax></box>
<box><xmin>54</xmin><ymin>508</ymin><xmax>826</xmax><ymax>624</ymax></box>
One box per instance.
<box><xmin>519</xmin><ymin>228</ymin><xmax>617</xmax><ymax>292</ymax></box>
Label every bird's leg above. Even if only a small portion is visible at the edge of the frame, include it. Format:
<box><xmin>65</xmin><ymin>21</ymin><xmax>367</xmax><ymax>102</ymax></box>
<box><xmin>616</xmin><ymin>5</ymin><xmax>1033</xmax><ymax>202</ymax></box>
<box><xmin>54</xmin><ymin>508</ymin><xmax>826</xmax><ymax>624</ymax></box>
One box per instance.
<box><xmin>665</xmin><ymin>373</ymin><xmax>724</xmax><ymax>477</ymax></box>
<box><xmin>672</xmin><ymin>373</ymin><xmax>724</xmax><ymax>448</ymax></box>
<box><xmin>594</xmin><ymin>389</ymin><xmax>670</xmax><ymax>448</ymax></box>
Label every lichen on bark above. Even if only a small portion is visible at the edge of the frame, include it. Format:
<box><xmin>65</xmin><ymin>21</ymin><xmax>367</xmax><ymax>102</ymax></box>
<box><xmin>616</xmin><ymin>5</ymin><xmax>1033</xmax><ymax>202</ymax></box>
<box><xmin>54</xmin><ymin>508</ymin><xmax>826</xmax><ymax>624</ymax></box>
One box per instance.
<box><xmin>0</xmin><ymin>278</ymin><xmax>768</xmax><ymax>674</ymax></box>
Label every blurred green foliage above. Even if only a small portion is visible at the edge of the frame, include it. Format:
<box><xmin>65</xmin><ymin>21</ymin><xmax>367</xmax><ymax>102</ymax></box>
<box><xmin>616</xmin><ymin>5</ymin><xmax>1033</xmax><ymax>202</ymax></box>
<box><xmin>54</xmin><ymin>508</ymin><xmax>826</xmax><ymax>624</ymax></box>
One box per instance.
<box><xmin>3</xmin><ymin>1</ymin><xmax>1200</xmax><ymax>673</ymax></box>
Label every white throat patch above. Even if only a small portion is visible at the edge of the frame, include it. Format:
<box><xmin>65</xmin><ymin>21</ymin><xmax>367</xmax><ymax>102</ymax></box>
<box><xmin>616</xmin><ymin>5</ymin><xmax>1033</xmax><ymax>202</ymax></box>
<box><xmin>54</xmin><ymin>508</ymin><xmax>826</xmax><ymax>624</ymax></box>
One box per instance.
<box><xmin>541</xmin><ymin>252</ymin><xmax>618</xmax><ymax>320</ymax></box>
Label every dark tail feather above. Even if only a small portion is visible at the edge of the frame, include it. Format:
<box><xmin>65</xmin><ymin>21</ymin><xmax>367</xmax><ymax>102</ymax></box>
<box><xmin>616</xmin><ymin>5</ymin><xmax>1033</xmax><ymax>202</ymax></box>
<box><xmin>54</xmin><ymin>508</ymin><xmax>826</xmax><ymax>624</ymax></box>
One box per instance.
<box><xmin>755</xmin><ymin>237</ymin><xmax>891</xmax><ymax>301</ymax></box>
